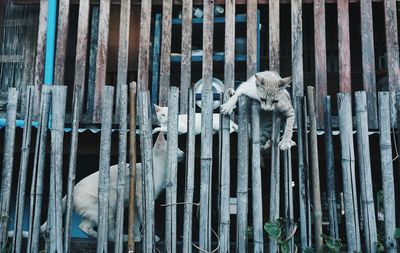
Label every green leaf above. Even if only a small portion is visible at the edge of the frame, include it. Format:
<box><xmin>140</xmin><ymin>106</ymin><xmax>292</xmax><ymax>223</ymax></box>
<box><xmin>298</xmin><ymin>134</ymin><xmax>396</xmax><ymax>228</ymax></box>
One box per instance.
<box><xmin>264</xmin><ymin>221</ymin><xmax>281</xmax><ymax>240</ymax></box>
<box><xmin>280</xmin><ymin>242</ymin><xmax>289</xmax><ymax>253</ymax></box>
<box><xmin>394</xmin><ymin>228</ymin><xmax>400</xmax><ymax>239</ymax></box>
<box><xmin>376</xmin><ymin>241</ymin><xmax>385</xmax><ymax>253</ymax></box>
<box><xmin>322</xmin><ymin>234</ymin><xmax>342</xmax><ymax>253</ymax></box>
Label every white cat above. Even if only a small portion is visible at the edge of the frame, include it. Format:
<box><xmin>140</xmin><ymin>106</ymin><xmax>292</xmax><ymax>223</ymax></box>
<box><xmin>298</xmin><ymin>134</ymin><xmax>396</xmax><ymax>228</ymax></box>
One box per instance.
<box><xmin>10</xmin><ymin>132</ymin><xmax>183</xmax><ymax>242</ymax></box>
<box><xmin>153</xmin><ymin>105</ymin><xmax>238</xmax><ymax>135</ymax></box>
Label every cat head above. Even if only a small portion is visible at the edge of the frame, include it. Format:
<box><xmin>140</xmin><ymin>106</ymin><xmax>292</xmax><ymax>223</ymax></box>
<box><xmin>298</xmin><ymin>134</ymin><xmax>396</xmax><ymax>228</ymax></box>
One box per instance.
<box><xmin>154</xmin><ymin>105</ymin><xmax>168</xmax><ymax>125</ymax></box>
<box><xmin>254</xmin><ymin>71</ymin><xmax>292</xmax><ymax>111</ymax></box>
<box><xmin>154</xmin><ymin>132</ymin><xmax>185</xmax><ymax>161</ymax></box>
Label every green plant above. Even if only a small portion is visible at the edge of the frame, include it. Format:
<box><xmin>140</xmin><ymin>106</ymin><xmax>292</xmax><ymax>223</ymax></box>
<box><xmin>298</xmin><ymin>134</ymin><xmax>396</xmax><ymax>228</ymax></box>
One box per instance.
<box><xmin>321</xmin><ymin>234</ymin><xmax>343</xmax><ymax>253</ymax></box>
<box><xmin>394</xmin><ymin>228</ymin><xmax>400</xmax><ymax>239</ymax></box>
<box><xmin>375</xmin><ymin>241</ymin><xmax>385</xmax><ymax>253</ymax></box>
<box><xmin>264</xmin><ymin>218</ymin><xmax>296</xmax><ymax>253</ymax></box>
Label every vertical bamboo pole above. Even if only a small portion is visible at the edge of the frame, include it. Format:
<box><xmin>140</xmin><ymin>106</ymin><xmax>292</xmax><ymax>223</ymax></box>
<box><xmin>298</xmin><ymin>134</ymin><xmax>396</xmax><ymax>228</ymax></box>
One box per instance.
<box><xmin>128</xmin><ymin>81</ymin><xmax>137</xmax><ymax>252</ymax></box>
<box><xmin>87</xmin><ymin>5</ymin><xmax>99</xmax><ymax>114</ymax></box>
<box><xmin>307</xmin><ymin>87</ymin><xmax>323</xmax><ymax>251</ymax></box>
<box><xmin>0</xmin><ymin>88</ymin><xmax>18</xmax><ymax>248</ymax></box>
<box><xmin>355</xmin><ymin>91</ymin><xmax>377</xmax><ymax>253</ymax></box>
<box><xmin>137</xmin><ymin>0</ymin><xmax>152</xmax><ymax>90</ymax></box>
<box><xmin>378</xmin><ymin>92</ymin><xmax>397</xmax><ymax>252</ymax></box>
<box><xmin>337</xmin><ymin>0</ymin><xmax>352</xmax><ymax>93</ymax></box>
<box><xmin>115</xmin><ymin>84</ymin><xmax>128</xmax><ymax>253</ymax></box>
<box><xmin>337</xmin><ymin>92</ymin><xmax>361</xmax><ymax>252</ymax></box>
<box><xmin>284</xmin><ymin>150</ymin><xmax>294</xmax><ymax>252</ymax></box>
<box><xmin>97</xmin><ymin>86</ymin><xmax>114</xmax><ymax>253</ymax></box>
<box><xmin>303</xmin><ymin>97</ymin><xmax>312</xmax><ymax>247</ymax></box>
<box><xmin>12</xmin><ymin>86</ymin><xmax>34</xmax><ymax>253</ymax></box>
<box><xmin>53</xmin><ymin>0</ymin><xmax>70</xmax><ymax>86</ymax></box>
<box><xmin>269</xmin><ymin>112</ymin><xmax>281</xmax><ymax>253</ymax></box>
<box><xmin>292</xmin><ymin>0</ymin><xmax>304</xmax><ymax>99</ymax></box>
<box><xmin>323</xmin><ymin>96</ymin><xmax>339</xmax><ymax>239</ymax></box>
<box><xmin>64</xmin><ymin>84</ymin><xmax>83</xmax><ymax>252</ymax></box>
<box><xmin>269</xmin><ymin>0</ymin><xmax>280</xmax><ymax>71</ymax></box>
<box><xmin>165</xmin><ymin>87</ymin><xmax>179</xmax><ymax>253</ymax></box>
<box><xmin>182</xmin><ymin>87</ymin><xmax>196</xmax><ymax>253</ymax></box>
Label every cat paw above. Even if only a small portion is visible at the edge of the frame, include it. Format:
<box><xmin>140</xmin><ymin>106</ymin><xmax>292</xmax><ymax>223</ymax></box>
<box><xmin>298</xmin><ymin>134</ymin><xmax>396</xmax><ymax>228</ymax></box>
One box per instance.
<box><xmin>225</xmin><ymin>88</ymin><xmax>236</xmax><ymax>96</ymax></box>
<box><xmin>220</xmin><ymin>102</ymin><xmax>236</xmax><ymax>115</ymax></box>
<box><xmin>153</xmin><ymin>127</ymin><xmax>166</xmax><ymax>134</ymax></box>
<box><xmin>261</xmin><ymin>140</ymin><xmax>272</xmax><ymax>150</ymax></box>
<box><xmin>278</xmin><ymin>138</ymin><xmax>296</xmax><ymax>150</ymax></box>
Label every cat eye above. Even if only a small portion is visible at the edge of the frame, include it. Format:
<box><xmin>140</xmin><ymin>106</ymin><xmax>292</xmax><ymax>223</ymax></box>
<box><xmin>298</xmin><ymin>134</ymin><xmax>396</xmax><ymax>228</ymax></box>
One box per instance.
<box><xmin>272</xmin><ymin>100</ymin><xmax>279</xmax><ymax>104</ymax></box>
<box><xmin>260</xmin><ymin>97</ymin><xmax>266</xmax><ymax>103</ymax></box>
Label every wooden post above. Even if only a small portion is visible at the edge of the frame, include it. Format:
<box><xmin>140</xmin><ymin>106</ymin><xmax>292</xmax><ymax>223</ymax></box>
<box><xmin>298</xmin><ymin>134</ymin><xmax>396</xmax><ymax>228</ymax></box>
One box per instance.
<box><xmin>12</xmin><ymin>86</ymin><xmax>34</xmax><ymax>253</ymax></box>
<box><xmin>28</xmin><ymin>86</ymin><xmax>51</xmax><ymax>253</ymax></box>
<box><xmin>115</xmin><ymin>84</ymin><xmax>128</xmax><ymax>253</ymax></box>
<box><xmin>269</xmin><ymin>0</ymin><xmax>280</xmax><ymax>71</ymax></box>
<box><xmin>87</xmin><ymin>5</ymin><xmax>99</xmax><ymax>114</ymax></box>
<box><xmin>292</xmin><ymin>0</ymin><xmax>304</xmax><ymax>99</ymax></box>
<box><xmin>0</xmin><ymin>88</ymin><xmax>18</xmax><ymax>248</ymax></box>
<box><xmin>337</xmin><ymin>92</ymin><xmax>361</xmax><ymax>252</ymax></box>
<box><xmin>180</xmin><ymin>0</ymin><xmax>193</xmax><ymax>113</ymax></box>
<box><xmin>269</xmin><ymin>112</ymin><xmax>281</xmax><ymax>253</ymax></box>
<box><xmin>303</xmin><ymin>97</ymin><xmax>312</xmax><ymax>247</ymax></box>
<box><xmin>137</xmin><ymin>0</ymin><xmax>152</xmax><ymax>90</ymax></box>
<box><xmin>378</xmin><ymin>92</ymin><xmax>397</xmax><ymax>252</ymax></box>
<box><xmin>128</xmin><ymin>81</ymin><xmax>137</xmax><ymax>252</ymax></box>
<box><xmin>64</xmin><ymin>84</ymin><xmax>83</xmax><ymax>252</ymax></box>
<box><xmin>307</xmin><ymin>87</ymin><xmax>323</xmax><ymax>251</ymax></box>
<box><xmin>284</xmin><ymin>150</ymin><xmax>294</xmax><ymax>252</ymax></box>
<box><xmin>53</xmin><ymin>0</ymin><xmax>70</xmax><ymax>86</ymax></box>
<box><xmin>337</xmin><ymin>0</ymin><xmax>352</xmax><ymax>93</ymax></box>
<box><xmin>355</xmin><ymin>91</ymin><xmax>378</xmax><ymax>253</ymax></box>
<box><xmin>165</xmin><ymin>87</ymin><xmax>179</xmax><ymax>253</ymax></box>
<box><xmin>97</xmin><ymin>86</ymin><xmax>114</xmax><ymax>253</ymax></box>
<box><xmin>151</xmin><ymin>14</ymin><xmax>161</xmax><ymax>108</ymax></box>
<box><xmin>323</xmin><ymin>96</ymin><xmax>339</xmax><ymax>239</ymax></box>
<box><xmin>182</xmin><ymin>87</ymin><xmax>196</xmax><ymax>253</ymax></box>
<box><xmin>199</xmin><ymin>0</ymin><xmax>214</xmax><ymax>251</ymax></box>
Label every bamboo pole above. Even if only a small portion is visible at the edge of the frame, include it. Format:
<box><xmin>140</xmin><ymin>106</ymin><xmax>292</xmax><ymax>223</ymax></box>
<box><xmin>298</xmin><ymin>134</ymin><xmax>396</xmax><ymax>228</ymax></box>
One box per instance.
<box><xmin>284</xmin><ymin>150</ymin><xmax>294</xmax><ymax>253</ymax></box>
<box><xmin>165</xmin><ymin>87</ymin><xmax>179</xmax><ymax>253</ymax></box>
<box><xmin>306</xmin><ymin>86</ymin><xmax>323</xmax><ymax>251</ymax></box>
<box><xmin>182</xmin><ymin>87</ymin><xmax>196</xmax><ymax>253</ymax></box>
<box><xmin>355</xmin><ymin>91</ymin><xmax>378</xmax><ymax>253</ymax></box>
<box><xmin>127</xmin><ymin>81</ymin><xmax>137</xmax><ymax>252</ymax></box>
<box><xmin>64</xmin><ymin>84</ymin><xmax>83</xmax><ymax>252</ymax></box>
<box><xmin>303</xmin><ymin>96</ymin><xmax>312</xmax><ymax>247</ymax></box>
<box><xmin>337</xmin><ymin>92</ymin><xmax>361</xmax><ymax>252</ymax></box>
<box><xmin>12</xmin><ymin>86</ymin><xmax>34</xmax><ymax>253</ymax></box>
<box><xmin>48</xmin><ymin>85</ymin><xmax>68</xmax><ymax>253</ymax></box>
<box><xmin>0</xmin><ymin>88</ymin><xmax>18</xmax><ymax>248</ymax></box>
<box><xmin>323</xmin><ymin>96</ymin><xmax>339</xmax><ymax>239</ymax></box>
<box><xmin>115</xmin><ymin>84</ymin><xmax>128</xmax><ymax>253</ymax></box>
<box><xmin>28</xmin><ymin>86</ymin><xmax>51</xmax><ymax>253</ymax></box>
<box><xmin>378</xmin><ymin>92</ymin><xmax>397</xmax><ymax>252</ymax></box>
<box><xmin>97</xmin><ymin>86</ymin><xmax>114</xmax><ymax>253</ymax></box>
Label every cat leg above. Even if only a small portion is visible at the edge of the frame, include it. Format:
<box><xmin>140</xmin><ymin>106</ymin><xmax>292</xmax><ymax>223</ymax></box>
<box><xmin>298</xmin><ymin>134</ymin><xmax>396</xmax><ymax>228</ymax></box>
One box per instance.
<box><xmin>79</xmin><ymin>219</ymin><xmax>98</xmax><ymax>238</ymax></box>
<box><xmin>220</xmin><ymin>93</ymin><xmax>239</xmax><ymax>115</ymax></box>
<box><xmin>153</xmin><ymin>126</ymin><xmax>167</xmax><ymax>134</ymax></box>
<box><xmin>261</xmin><ymin>139</ymin><xmax>272</xmax><ymax>150</ymax></box>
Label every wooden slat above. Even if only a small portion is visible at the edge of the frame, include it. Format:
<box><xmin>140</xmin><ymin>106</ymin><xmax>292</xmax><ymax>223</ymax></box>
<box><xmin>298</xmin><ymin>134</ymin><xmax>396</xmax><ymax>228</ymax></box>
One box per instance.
<box><xmin>247</xmin><ymin>0</ymin><xmax>257</xmax><ymax>78</ymax></box>
<box><xmin>314</xmin><ymin>0</ymin><xmax>327</xmax><ymax>128</ymax></box>
<box><xmin>151</xmin><ymin>14</ymin><xmax>161</xmax><ymax>107</ymax></box>
<box><xmin>384</xmin><ymin>0</ymin><xmax>400</xmax><ymax>124</ymax></box>
<box><xmin>158</xmin><ymin>0</ymin><xmax>172</xmax><ymax>106</ymax></box>
<box><xmin>74</xmin><ymin>0</ymin><xmax>90</xmax><ymax>111</ymax></box>
<box><xmin>179</xmin><ymin>0</ymin><xmax>193</xmax><ymax>113</ymax></box>
<box><xmin>199</xmin><ymin>0</ymin><xmax>214</xmax><ymax>251</ymax></box>
<box><xmin>224</xmin><ymin>0</ymin><xmax>235</xmax><ymax>91</ymax></box>
<box><xmin>292</xmin><ymin>0</ymin><xmax>304</xmax><ymax>99</ymax></box>
<box><xmin>269</xmin><ymin>0</ymin><xmax>280</xmax><ymax>71</ymax></box>
<box><xmin>87</xmin><ymin>5</ymin><xmax>99</xmax><ymax>114</ymax></box>
<box><xmin>93</xmin><ymin>0</ymin><xmax>111</xmax><ymax>122</ymax></box>
<box><xmin>360</xmin><ymin>0</ymin><xmax>378</xmax><ymax>129</ymax></box>
<box><xmin>337</xmin><ymin>0</ymin><xmax>351</xmax><ymax>93</ymax></box>
<box><xmin>53</xmin><ymin>0</ymin><xmax>70</xmax><ymax>86</ymax></box>
<box><xmin>137</xmin><ymin>0</ymin><xmax>152</xmax><ymax>90</ymax></box>
<box><xmin>0</xmin><ymin>1</ymin><xmax>5</xmax><ymax>47</ymax></box>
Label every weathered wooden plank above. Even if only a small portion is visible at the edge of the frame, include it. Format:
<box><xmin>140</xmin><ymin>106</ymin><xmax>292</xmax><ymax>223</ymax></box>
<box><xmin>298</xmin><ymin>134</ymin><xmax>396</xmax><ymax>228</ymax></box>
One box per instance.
<box><xmin>314</xmin><ymin>0</ymin><xmax>327</xmax><ymax>128</ymax></box>
<box><xmin>53</xmin><ymin>0</ymin><xmax>71</xmax><ymax>86</ymax></box>
<box><xmin>384</xmin><ymin>0</ymin><xmax>400</xmax><ymax>125</ymax></box>
<box><xmin>199</xmin><ymin>0</ymin><xmax>214</xmax><ymax>251</ymax></box>
<box><xmin>115</xmin><ymin>84</ymin><xmax>128</xmax><ymax>253</ymax></box>
<box><xmin>378</xmin><ymin>92</ymin><xmax>397</xmax><ymax>252</ymax></box>
<box><xmin>269</xmin><ymin>0</ymin><xmax>280</xmax><ymax>71</ymax></box>
<box><xmin>180</xmin><ymin>0</ymin><xmax>193</xmax><ymax>113</ymax></box>
<box><xmin>292</xmin><ymin>0</ymin><xmax>304</xmax><ymax>99</ymax></box>
<box><xmin>224</xmin><ymin>0</ymin><xmax>235</xmax><ymax>92</ymax></box>
<box><xmin>137</xmin><ymin>0</ymin><xmax>152</xmax><ymax>90</ymax></box>
<box><xmin>165</xmin><ymin>87</ymin><xmax>179</xmax><ymax>253</ymax></box>
<box><xmin>323</xmin><ymin>96</ymin><xmax>339</xmax><ymax>239</ymax></box>
<box><xmin>284</xmin><ymin>150</ymin><xmax>294</xmax><ymax>253</ymax></box>
<box><xmin>97</xmin><ymin>86</ymin><xmax>114</xmax><ymax>253</ymax></box>
<box><xmin>337</xmin><ymin>92</ymin><xmax>361</xmax><ymax>252</ymax></box>
<box><xmin>0</xmin><ymin>1</ymin><xmax>4</xmax><ymax>47</ymax></box>
<box><xmin>115</xmin><ymin>0</ymin><xmax>131</xmax><ymax>115</ymax></box>
<box><xmin>0</xmin><ymin>88</ymin><xmax>18</xmax><ymax>248</ymax></box>
<box><xmin>93</xmin><ymin>0</ymin><xmax>111</xmax><ymax>122</ymax></box>
<box><xmin>87</xmin><ymin>5</ymin><xmax>99</xmax><ymax>114</ymax></box>
<box><xmin>74</xmin><ymin>0</ymin><xmax>90</xmax><ymax>112</ymax></box>
<box><xmin>247</xmin><ymin>0</ymin><xmax>257</xmax><ymax>78</ymax></box>
<box><xmin>360</xmin><ymin>0</ymin><xmax>378</xmax><ymax>129</ymax></box>
<box><xmin>182</xmin><ymin>87</ymin><xmax>195</xmax><ymax>253</ymax></box>
<box><xmin>151</xmin><ymin>14</ymin><xmax>161</xmax><ymax>107</ymax></box>
<box><xmin>337</xmin><ymin>0</ymin><xmax>351</xmax><ymax>93</ymax></box>
<box><xmin>307</xmin><ymin>87</ymin><xmax>322</xmax><ymax>251</ymax></box>
<box><xmin>355</xmin><ymin>91</ymin><xmax>378</xmax><ymax>253</ymax></box>
<box><xmin>303</xmin><ymin>97</ymin><xmax>312</xmax><ymax>247</ymax></box>
<box><xmin>158</xmin><ymin>0</ymin><xmax>172</xmax><ymax>106</ymax></box>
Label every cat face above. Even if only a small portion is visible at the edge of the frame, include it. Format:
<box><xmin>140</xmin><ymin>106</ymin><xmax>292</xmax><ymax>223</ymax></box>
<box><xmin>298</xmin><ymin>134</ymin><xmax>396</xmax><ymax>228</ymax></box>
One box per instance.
<box><xmin>255</xmin><ymin>71</ymin><xmax>292</xmax><ymax>111</ymax></box>
<box><xmin>154</xmin><ymin>105</ymin><xmax>168</xmax><ymax>125</ymax></box>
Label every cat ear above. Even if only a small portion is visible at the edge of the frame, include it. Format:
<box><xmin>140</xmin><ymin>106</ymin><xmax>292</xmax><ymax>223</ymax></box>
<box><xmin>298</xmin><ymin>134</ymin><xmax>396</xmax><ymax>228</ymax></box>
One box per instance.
<box><xmin>255</xmin><ymin>73</ymin><xmax>263</xmax><ymax>85</ymax></box>
<box><xmin>279</xmin><ymin>76</ymin><xmax>292</xmax><ymax>89</ymax></box>
<box><xmin>154</xmin><ymin>104</ymin><xmax>161</xmax><ymax>112</ymax></box>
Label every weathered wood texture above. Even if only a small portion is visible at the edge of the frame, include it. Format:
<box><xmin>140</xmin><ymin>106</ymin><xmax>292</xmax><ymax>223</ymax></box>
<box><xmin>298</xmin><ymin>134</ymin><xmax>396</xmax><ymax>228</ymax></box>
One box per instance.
<box><xmin>93</xmin><ymin>0</ymin><xmax>111</xmax><ymax>122</ymax></box>
<box><xmin>314</xmin><ymin>0</ymin><xmax>327</xmax><ymax>128</ymax></box>
<box><xmin>337</xmin><ymin>0</ymin><xmax>351</xmax><ymax>93</ymax></box>
<box><xmin>53</xmin><ymin>0</ymin><xmax>70</xmax><ymax>86</ymax></box>
<box><xmin>199</xmin><ymin>0</ymin><xmax>214</xmax><ymax>251</ymax></box>
<box><xmin>378</xmin><ymin>92</ymin><xmax>397</xmax><ymax>252</ymax></box>
<box><xmin>137</xmin><ymin>0</ymin><xmax>152</xmax><ymax>90</ymax></box>
<box><xmin>284</xmin><ymin>150</ymin><xmax>294</xmax><ymax>253</ymax></box>
<box><xmin>180</xmin><ymin>0</ymin><xmax>193</xmax><ymax>113</ymax></box>
<box><xmin>97</xmin><ymin>86</ymin><xmax>114</xmax><ymax>253</ymax></box>
<box><xmin>159</xmin><ymin>0</ymin><xmax>172</xmax><ymax>106</ymax></box>
<box><xmin>224</xmin><ymin>0</ymin><xmax>235</xmax><ymax>91</ymax></box>
<box><xmin>269</xmin><ymin>0</ymin><xmax>280</xmax><ymax>71</ymax></box>
<box><xmin>354</xmin><ymin>91</ymin><xmax>377</xmax><ymax>253</ymax></box>
<box><xmin>360</xmin><ymin>0</ymin><xmax>378</xmax><ymax>129</ymax></box>
<box><xmin>337</xmin><ymin>93</ymin><xmax>361</xmax><ymax>252</ymax></box>
<box><xmin>87</xmin><ymin>5</ymin><xmax>99</xmax><ymax>114</ymax></box>
<box><xmin>151</xmin><ymin>14</ymin><xmax>161</xmax><ymax>108</ymax></box>
<box><xmin>292</xmin><ymin>0</ymin><xmax>304</xmax><ymax>98</ymax></box>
